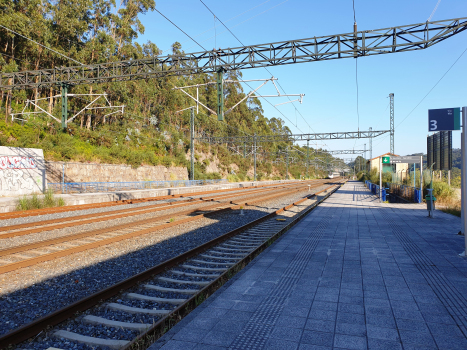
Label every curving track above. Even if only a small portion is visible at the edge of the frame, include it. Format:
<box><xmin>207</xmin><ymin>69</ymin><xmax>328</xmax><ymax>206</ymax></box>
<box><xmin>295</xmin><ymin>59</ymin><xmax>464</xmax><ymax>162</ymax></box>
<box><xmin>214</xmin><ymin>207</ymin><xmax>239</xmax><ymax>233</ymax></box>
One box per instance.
<box><xmin>0</xmin><ymin>179</ymin><xmax>344</xmax><ymax>349</ymax></box>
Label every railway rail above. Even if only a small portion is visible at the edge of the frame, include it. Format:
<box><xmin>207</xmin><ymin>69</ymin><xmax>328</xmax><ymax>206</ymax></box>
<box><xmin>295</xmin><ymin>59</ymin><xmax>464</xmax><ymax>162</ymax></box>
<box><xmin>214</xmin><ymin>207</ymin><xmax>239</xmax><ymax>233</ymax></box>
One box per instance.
<box><xmin>0</xmin><ymin>181</ymin><xmax>320</xmax><ymax>274</ymax></box>
<box><xmin>0</xmin><ymin>181</ymin><xmax>300</xmax><ymax>220</ymax></box>
<box><xmin>0</xmin><ymin>179</ymin><xmax>344</xmax><ymax>349</ymax></box>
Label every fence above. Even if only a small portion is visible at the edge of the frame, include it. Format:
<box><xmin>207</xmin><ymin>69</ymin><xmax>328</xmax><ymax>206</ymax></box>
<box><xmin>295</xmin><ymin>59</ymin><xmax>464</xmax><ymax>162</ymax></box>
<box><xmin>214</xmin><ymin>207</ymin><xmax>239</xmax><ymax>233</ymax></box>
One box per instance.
<box><xmin>48</xmin><ymin>179</ymin><xmax>228</xmax><ymax>194</ymax></box>
<box><xmin>364</xmin><ymin>180</ymin><xmax>386</xmax><ymax>201</ymax></box>
<box><xmin>386</xmin><ymin>183</ymin><xmax>422</xmax><ymax>203</ymax></box>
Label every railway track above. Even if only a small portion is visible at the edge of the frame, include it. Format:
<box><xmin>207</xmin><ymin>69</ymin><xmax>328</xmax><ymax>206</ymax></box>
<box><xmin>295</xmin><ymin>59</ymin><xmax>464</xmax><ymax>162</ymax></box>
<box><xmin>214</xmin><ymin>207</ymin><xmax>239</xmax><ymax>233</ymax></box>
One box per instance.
<box><xmin>0</xmin><ymin>181</ymin><xmax>300</xmax><ymax>221</ymax></box>
<box><xmin>0</xmin><ymin>181</ymin><xmax>322</xmax><ymax>274</ymax></box>
<box><xmin>0</xmin><ymin>179</ymin><xmax>345</xmax><ymax>349</ymax></box>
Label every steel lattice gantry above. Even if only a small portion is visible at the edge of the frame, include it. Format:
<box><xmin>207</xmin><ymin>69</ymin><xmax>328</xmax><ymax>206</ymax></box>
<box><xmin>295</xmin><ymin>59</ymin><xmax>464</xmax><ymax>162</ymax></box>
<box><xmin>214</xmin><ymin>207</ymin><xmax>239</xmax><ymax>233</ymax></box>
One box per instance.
<box><xmin>1</xmin><ymin>17</ymin><xmax>466</xmax><ymax>90</ymax></box>
<box><xmin>196</xmin><ymin>130</ymin><xmax>389</xmax><ymax>144</ymax></box>
<box><xmin>315</xmin><ymin>150</ymin><xmax>365</xmax><ymax>155</ymax></box>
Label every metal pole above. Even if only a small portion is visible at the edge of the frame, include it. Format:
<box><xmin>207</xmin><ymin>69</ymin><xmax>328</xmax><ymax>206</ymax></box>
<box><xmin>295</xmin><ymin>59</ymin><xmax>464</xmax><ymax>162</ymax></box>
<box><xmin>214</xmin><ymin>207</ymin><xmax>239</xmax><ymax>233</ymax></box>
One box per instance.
<box><xmin>420</xmin><ymin>155</ymin><xmax>423</xmax><ymax>199</ymax></box>
<box><xmin>413</xmin><ymin>163</ymin><xmax>415</xmax><ymax>188</ymax></box>
<box><xmin>369</xmin><ymin>127</ymin><xmax>373</xmax><ymax>160</ymax></box>
<box><xmin>379</xmin><ymin>156</ymin><xmax>382</xmax><ymax>203</ymax></box>
<box><xmin>306</xmin><ymin>139</ymin><xmax>309</xmax><ymax>179</ymax></box>
<box><xmin>190</xmin><ymin>107</ymin><xmax>195</xmax><ymax>181</ymax></box>
<box><xmin>243</xmin><ymin>140</ymin><xmax>246</xmax><ymax>158</ymax></box>
<box><xmin>254</xmin><ymin>134</ymin><xmax>257</xmax><ymax>181</ymax></box>
<box><xmin>461</xmin><ymin>107</ymin><xmax>467</xmax><ymax>255</ymax></box>
<box><xmin>389</xmin><ymin>93</ymin><xmax>394</xmax><ymax>154</ymax></box>
<box><xmin>61</xmin><ymin>83</ymin><xmax>68</xmax><ymax>130</ymax></box>
<box><xmin>286</xmin><ymin>146</ymin><xmax>289</xmax><ymax>180</ymax></box>
<box><xmin>217</xmin><ymin>68</ymin><xmax>224</xmax><ymax>121</ymax></box>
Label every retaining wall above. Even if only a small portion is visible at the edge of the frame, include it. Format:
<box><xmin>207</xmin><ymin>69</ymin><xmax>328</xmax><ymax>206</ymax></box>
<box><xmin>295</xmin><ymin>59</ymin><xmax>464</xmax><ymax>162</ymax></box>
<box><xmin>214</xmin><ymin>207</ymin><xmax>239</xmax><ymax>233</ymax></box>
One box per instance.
<box><xmin>45</xmin><ymin>161</ymin><xmax>188</xmax><ymax>183</ymax></box>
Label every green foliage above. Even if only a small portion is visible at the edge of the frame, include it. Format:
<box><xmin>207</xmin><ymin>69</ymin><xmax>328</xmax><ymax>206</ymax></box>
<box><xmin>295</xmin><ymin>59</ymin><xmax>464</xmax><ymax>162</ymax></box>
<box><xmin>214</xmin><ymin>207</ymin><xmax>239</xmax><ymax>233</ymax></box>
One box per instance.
<box><xmin>16</xmin><ymin>189</ymin><xmax>65</xmax><ymax>211</ymax></box>
<box><xmin>432</xmin><ymin>181</ymin><xmax>454</xmax><ymax>201</ymax></box>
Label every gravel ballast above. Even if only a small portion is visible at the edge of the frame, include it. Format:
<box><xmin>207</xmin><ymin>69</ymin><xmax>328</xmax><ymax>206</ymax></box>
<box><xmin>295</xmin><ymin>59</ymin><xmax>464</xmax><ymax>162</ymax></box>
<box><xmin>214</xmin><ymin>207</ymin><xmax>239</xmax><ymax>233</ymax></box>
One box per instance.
<box><xmin>1</xmin><ymin>183</ymin><xmax>332</xmax><ymax>338</ymax></box>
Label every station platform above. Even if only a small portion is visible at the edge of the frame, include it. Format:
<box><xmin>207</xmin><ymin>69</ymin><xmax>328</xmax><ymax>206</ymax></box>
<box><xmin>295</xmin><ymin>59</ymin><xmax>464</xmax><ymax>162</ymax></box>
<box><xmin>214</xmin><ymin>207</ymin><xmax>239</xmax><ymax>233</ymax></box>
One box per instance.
<box><xmin>150</xmin><ymin>181</ymin><xmax>467</xmax><ymax>350</ymax></box>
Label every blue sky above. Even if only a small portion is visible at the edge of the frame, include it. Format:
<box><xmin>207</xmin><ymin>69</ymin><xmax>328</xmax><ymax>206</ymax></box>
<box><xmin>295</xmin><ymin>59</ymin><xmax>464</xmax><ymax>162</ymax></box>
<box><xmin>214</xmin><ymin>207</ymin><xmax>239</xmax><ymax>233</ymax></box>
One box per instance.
<box><xmin>134</xmin><ymin>0</ymin><xmax>467</xmax><ymax>161</ymax></box>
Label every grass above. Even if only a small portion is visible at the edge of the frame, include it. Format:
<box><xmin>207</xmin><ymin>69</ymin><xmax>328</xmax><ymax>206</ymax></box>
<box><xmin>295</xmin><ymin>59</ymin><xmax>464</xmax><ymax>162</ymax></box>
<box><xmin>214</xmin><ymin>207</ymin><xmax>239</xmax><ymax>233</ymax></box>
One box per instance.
<box><xmin>16</xmin><ymin>189</ymin><xmax>66</xmax><ymax>211</ymax></box>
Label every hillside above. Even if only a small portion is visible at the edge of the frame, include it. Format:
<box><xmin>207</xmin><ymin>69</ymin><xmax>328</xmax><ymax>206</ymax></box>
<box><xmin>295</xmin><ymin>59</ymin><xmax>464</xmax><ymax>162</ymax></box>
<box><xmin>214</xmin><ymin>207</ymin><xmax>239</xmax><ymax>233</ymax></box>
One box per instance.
<box><xmin>0</xmin><ymin>2</ymin><xmax>344</xmax><ymax>180</ymax></box>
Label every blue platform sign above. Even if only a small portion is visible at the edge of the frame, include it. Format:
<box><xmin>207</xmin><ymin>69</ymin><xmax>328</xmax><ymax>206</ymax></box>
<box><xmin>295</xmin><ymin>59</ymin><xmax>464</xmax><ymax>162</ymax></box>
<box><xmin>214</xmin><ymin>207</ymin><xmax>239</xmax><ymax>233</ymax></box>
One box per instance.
<box><xmin>428</xmin><ymin>108</ymin><xmax>460</xmax><ymax>131</ymax></box>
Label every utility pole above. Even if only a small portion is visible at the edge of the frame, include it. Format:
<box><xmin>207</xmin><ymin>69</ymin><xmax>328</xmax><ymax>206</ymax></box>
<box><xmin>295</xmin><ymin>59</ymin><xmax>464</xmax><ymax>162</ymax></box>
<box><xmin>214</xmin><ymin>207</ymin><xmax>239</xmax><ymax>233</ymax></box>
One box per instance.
<box><xmin>369</xmin><ymin>127</ymin><xmax>373</xmax><ymax>160</ymax></box>
<box><xmin>286</xmin><ymin>146</ymin><xmax>289</xmax><ymax>180</ymax></box>
<box><xmin>243</xmin><ymin>140</ymin><xmax>246</xmax><ymax>158</ymax></box>
<box><xmin>217</xmin><ymin>68</ymin><xmax>225</xmax><ymax>121</ymax></box>
<box><xmin>389</xmin><ymin>93</ymin><xmax>394</xmax><ymax>155</ymax></box>
<box><xmin>61</xmin><ymin>83</ymin><xmax>68</xmax><ymax>130</ymax></box>
<box><xmin>364</xmin><ymin>143</ymin><xmax>367</xmax><ymax>172</ymax></box>
<box><xmin>254</xmin><ymin>133</ymin><xmax>257</xmax><ymax>181</ymax></box>
<box><xmin>306</xmin><ymin>139</ymin><xmax>309</xmax><ymax>179</ymax></box>
<box><xmin>190</xmin><ymin>107</ymin><xmax>195</xmax><ymax>180</ymax></box>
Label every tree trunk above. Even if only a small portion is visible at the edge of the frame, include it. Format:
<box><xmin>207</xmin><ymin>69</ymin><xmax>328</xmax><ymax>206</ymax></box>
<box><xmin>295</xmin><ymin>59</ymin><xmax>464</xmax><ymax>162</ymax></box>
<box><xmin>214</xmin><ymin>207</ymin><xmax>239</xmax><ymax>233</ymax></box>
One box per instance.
<box><xmin>48</xmin><ymin>87</ymin><xmax>53</xmax><ymax>114</ymax></box>
<box><xmin>86</xmin><ymin>86</ymin><xmax>93</xmax><ymax>129</ymax></box>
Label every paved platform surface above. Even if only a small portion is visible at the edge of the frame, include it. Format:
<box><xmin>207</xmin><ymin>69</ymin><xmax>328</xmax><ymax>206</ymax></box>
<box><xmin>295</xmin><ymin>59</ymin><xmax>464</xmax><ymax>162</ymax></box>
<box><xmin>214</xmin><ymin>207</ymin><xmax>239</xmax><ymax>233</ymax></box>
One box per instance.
<box><xmin>149</xmin><ymin>181</ymin><xmax>467</xmax><ymax>350</ymax></box>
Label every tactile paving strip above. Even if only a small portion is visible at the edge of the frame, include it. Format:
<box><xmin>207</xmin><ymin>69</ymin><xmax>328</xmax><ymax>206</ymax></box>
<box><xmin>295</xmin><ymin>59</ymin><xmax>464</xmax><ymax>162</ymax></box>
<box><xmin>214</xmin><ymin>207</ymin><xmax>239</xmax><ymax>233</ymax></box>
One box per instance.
<box><xmin>379</xmin><ymin>209</ymin><xmax>467</xmax><ymax>336</ymax></box>
<box><xmin>229</xmin><ymin>214</ymin><xmax>333</xmax><ymax>350</ymax></box>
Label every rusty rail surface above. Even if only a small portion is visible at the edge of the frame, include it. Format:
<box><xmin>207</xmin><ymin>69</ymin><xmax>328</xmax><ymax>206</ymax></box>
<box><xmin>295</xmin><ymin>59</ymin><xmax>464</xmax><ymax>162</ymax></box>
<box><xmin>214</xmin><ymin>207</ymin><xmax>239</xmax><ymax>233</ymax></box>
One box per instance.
<box><xmin>0</xmin><ymin>180</ymin><xmax>344</xmax><ymax>348</ymax></box>
<box><xmin>0</xmin><ymin>181</ymin><xmax>302</xmax><ymax>220</ymax></box>
<box><xmin>0</xmin><ymin>182</ymin><xmax>326</xmax><ymax>275</ymax></box>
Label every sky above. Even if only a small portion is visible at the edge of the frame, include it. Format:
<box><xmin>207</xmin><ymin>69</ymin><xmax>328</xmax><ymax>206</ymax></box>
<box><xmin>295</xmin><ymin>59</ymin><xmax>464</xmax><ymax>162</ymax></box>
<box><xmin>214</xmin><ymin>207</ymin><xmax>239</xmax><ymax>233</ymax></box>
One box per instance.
<box><xmin>133</xmin><ymin>0</ymin><xmax>467</xmax><ymax>162</ymax></box>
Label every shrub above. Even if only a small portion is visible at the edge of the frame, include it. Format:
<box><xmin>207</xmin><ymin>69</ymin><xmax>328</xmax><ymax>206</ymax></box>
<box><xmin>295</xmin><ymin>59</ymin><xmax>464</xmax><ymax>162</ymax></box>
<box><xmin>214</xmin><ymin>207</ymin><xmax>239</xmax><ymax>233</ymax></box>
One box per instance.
<box><xmin>16</xmin><ymin>189</ymin><xmax>65</xmax><ymax>211</ymax></box>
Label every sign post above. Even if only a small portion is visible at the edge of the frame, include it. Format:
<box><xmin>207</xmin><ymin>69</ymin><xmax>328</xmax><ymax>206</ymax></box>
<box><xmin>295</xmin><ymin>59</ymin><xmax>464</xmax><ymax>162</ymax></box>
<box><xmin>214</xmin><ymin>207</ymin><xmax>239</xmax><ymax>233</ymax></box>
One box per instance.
<box><xmin>462</xmin><ymin>107</ymin><xmax>467</xmax><ymax>256</ymax></box>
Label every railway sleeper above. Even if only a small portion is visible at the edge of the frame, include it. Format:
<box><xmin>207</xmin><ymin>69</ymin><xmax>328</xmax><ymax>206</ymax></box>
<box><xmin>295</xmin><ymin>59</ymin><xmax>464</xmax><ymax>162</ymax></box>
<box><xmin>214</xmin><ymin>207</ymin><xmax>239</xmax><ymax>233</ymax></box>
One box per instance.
<box><xmin>199</xmin><ymin>254</ymin><xmax>243</xmax><ymax>261</ymax></box>
<box><xmin>53</xmin><ymin>329</ymin><xmax>130</xmax><ymax>349</ymax></box>
<box><xmin>106</xmin><ymin>302</ymin><xmax>171</xmax><ymax>315</ymax></box>
<box><xmin>189</xmin><ymin>259</ymin><xmax>235</xmax><ymax>265</ymax></box>
<box><xmin>82</xmin><ymin>315</ymin><xmax>151</xmax><ymax>331</ymax></box>
<box><xmin>143</xmin><ymin>284</ymin><xmax>198</xmax><ymax>294</ymax></box>
<box><xmin>170</xmin><ymin>269</ymin><xmax>220</xmax><ymax>278</ymax></box>
<box><xmin>125</xmin><ymin>292</ymin><xmax>187</xmax><ymax>305</ymax></box>
<box><xmin>182</xmin><ymin>264</ymin><xmax>228</xmax><ymax>272</ymax></box>
<box><xmin>158</xmin><ymin>276</ymin><xmax>211</xmax><ymax>286</ymax></box>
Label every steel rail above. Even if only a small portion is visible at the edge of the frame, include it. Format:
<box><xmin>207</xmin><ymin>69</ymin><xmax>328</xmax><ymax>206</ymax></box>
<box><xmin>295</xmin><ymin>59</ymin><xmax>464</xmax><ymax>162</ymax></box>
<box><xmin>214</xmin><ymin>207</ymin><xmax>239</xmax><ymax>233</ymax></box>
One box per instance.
<box><xmin>0</xmin><ymin>181</ymin><xmax>300</xmax><ymax>220</ymax></box>
<box><xmin>0</xmin><ymin>182</ymin><xmax>319</xmax><ymax>274</ymax></box>
<box><xmin>0</xmin><ymin>180</ymin><xmax>343</xmax><ymax>348</ymax></box>
<box><xmin>126</xmin><ymin>181</ymin><xmax>345</xmax><ymax>349</ymax></box>
<box><xmin>0</xmin><ymin>181</ymin><xmax>308</xmax><ymax>239</ymax></box>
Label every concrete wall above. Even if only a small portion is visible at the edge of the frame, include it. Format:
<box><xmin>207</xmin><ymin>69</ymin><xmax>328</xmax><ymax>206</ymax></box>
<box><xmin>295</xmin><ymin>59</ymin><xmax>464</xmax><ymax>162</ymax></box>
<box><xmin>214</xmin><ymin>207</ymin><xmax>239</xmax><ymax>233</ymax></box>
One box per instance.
<box><xmin>0</xmin><ymin>146</ymin><xmax>46</xmax><ymax>197</ymax></box>
<box><xmin>45</xmin><ymin>161</ymin><xmax>188</xmax><ymax>183</ymax></box>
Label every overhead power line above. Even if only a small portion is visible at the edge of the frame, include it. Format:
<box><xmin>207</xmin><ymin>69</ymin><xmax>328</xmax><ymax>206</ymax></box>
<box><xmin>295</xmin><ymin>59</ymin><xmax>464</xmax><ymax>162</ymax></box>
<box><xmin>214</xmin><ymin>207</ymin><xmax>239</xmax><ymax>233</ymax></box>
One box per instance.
<box><xmin>155</xmin><ymin>9</ymin><xmax>207</xmax><ymax>51</ymax></box>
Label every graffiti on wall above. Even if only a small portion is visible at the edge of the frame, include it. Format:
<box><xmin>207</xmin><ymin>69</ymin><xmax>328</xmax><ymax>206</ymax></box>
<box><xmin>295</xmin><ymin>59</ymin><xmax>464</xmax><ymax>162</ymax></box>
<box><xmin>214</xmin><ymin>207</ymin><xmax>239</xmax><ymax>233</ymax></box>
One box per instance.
<box><xmin>0</xmin><ymin>156</ymin><xmax>38</xmax><ymax>192</ymax></box>
<box><xmin>0</xmin><ymin>156</ymin><xmax>37</xmax><ymax>169</ymax></box>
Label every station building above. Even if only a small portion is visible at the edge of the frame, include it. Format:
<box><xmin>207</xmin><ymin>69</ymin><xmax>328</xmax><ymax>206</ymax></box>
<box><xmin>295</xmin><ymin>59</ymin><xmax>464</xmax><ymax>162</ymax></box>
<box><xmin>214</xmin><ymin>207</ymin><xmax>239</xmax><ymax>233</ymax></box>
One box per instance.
<box><xmin>367</xmin><ymin>152</ymin><xmax>409</xmax><ymax>180</ymax></box>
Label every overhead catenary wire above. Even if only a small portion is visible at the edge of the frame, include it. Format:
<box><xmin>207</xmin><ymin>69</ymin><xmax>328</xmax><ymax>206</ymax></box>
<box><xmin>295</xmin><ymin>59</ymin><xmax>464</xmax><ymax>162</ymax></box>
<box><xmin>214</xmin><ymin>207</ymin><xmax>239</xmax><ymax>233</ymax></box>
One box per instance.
<box><xmin>198</xmin><ymin>0</ymin><xmax>330</xmax><ymax>153</ymax></box>
<box><xmin>155</xmin><ymin>9</ymin><xmax>207</xmax><ymax>51</ymax></box>
<box><xmin>0</xmin><ymin>25</ymin><xmax>84</xmax><ymax>66</ymax></box>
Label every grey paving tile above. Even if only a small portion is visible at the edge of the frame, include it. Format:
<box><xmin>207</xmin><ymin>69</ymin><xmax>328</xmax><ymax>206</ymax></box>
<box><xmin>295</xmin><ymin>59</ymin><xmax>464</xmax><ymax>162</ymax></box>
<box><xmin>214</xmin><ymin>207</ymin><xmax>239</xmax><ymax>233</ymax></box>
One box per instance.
<box><xmin>305</xmin><ymin>319</ymin><xmax>335</xmax><ymax>333</ymax></box>
<box><xmin>335</xmin><ymin>322</ymin><xmax>366</xmax><ymax>337</ymax></box>
<box><xmin>366</xmin><ymin>314</ymin><xmax>396</xmax><ymax>329</ymax></box>
<box><xmin>275</xmin><ymin>316</ymin><xmax>307</xmax><ymax>329</ymax></box>
<box><xmin>187</xmin><ymin>317</ymin><xmax>220</xmax><ymax>331</ymax></box>
<box><xmin>201</xmin><ymin>329</ymin><xmax>238</xmax><ymax>347</ymax></box>
<box><xmin>399</xmin><ymin>330</ymin><xmax>436</xmax><ymax>347</ymax></box>
<box><xmin>173</xmin><ymin>327</ymin><xmax>208</xmax><ymax>342</ymax></box>
<box><xmin>309</xmin><ymin>309</ymin><xmax>336</xmax><ymax>321</ymax></box>
<box><xmin>367</xmin><ymin>338</ymin><xmax>402</xmax><ymax>350</ymax></box>
<box><xmin>311</xmin><ymin>301</ymin><xmax>338</xmax><ymax>311</ymax></box>
<box><xmin>298</xmin><ymin>344</ymin><xmax>332</xmax><ymax>350</ymax></box>
<box><xmin>334</xmin><ymin>334</ymin><xmax>367</xmax><ymax>350</ymax></box>
<box><xmin>337</xmin><ymin>312</ymin><xmax>365</xmax><ymax>325</ymax></box>
<box><xmin>160</xmin><ymin>340</ymin><xmax>197</xmax><ymax>350</ymax></box>
<box><xmin>338</xmin><ymin>302</ymin><xmax>365</xmax><ymax>314</ymax></box>
<box><xmin>264</xmin><ymin>338</ymin><xmax>299</xmax><ymax>350</ymax></box>
<box><xmin>366</xmin><ymin>325</ymin><xmax>400</xmax><ymax>341</ymax></box>
<box><xmin>269</xmin><ymin>326</ymin><xmax>303</xmax><ymax>342</ymax></box>
<box><xmin>395</xmin><ymin>318</ymin><xmax>428</xmax><ymax>332</ymax></box>
<box><xmin>301</xmin><ymin>330</ymin><xmax>334</xmax><ymax>347</ymax></box>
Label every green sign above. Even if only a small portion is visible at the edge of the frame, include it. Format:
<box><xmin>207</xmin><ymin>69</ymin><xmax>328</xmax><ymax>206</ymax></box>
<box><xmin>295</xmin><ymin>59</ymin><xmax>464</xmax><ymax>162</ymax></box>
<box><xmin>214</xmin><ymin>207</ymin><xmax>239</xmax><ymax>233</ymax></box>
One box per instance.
<box><xmin>382</xmin><ymin>156</ymin><xmax>390</xmax><ymax>164</ymax></box>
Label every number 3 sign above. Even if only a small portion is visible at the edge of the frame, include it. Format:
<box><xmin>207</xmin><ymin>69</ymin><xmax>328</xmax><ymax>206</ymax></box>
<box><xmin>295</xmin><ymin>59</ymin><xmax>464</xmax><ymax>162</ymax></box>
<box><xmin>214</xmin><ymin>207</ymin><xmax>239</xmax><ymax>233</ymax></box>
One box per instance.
<box><xmin>428</xmin><ymin>108</ymin><xmax>460</xmax><ymax>132</ymax></box>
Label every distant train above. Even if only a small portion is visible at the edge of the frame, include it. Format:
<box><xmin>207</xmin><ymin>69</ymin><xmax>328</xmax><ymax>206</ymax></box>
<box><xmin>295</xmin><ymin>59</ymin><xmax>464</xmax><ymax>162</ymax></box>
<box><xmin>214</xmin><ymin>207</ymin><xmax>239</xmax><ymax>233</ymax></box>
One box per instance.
<box><xmin>327</xmin><ymin>172</ymin><xmax>341</xmax><ymax>179</ymax></box>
